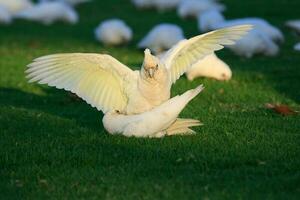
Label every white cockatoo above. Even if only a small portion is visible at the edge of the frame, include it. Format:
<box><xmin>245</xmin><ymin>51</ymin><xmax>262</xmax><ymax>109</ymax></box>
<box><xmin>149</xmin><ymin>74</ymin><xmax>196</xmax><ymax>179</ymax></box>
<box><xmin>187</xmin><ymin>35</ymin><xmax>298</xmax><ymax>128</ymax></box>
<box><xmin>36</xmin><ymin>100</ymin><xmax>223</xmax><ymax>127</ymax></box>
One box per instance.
<box><xmin>138</xmin><ymin>24</ymin><xmax>185</xmax><ymax>54</ymax></box>
<box><xmin>0</xmin><ymin>0</ymin><xmax>33</xmax><ymax>14</ymax></box>
<box><xmin>0</xmin><ymin>5</ymin><xmax>12</xmax><ymax>24</ymax></box>
<box><xmin>39</xmin><ymin>0</ymin><xmax>91</xmax><ymax>6</ymax></box>
<box><xmin>198</xmin><ymin>10</ymin><xmax>279</xmax><ymax>57</ymax></box>
<box><xmin>294</xmin><ymin>43</ymin><xmax>300</xmax><ymax>51</ymax></box>
<box><xmin>177</xmin><ymin>0</ymin><xmax>225</xmax><ymax>19</ymax></box>
<box><xmin>131</xmin><ymin>0</ymin><xmax>180</xmax><ymax>11</ymax></box>
<box><xmin>286</xmin><ymin>20</ymin><xmax>300</xmax><ymax>34</ymax></box>
<box><xmin>186</xmin><ymin>53</ymin><xmax>231</xmax><ymax>81</ymax></box>
<box><xmin>95</xmin><ymin>19</ymin><xmax>132</xmax><ymax>46</ymax></box>
<box><xmin>103</xmin><ymin>85</ymin><xmax>204</xmax><ymax>137</ymax></box>
<box><xmin>198</xmin><ymin>10</ymin><xmax>284</xmax><ymax>43</ymax></box>
<box><xmin>26</xmin><ymin>25</ymin><xmax>251</xmax><ymax>136</ymax></box>
<box><xmin>15</xmin><ymin>1</ymin><xmax>78</xmax><ymax>25</ymax></box>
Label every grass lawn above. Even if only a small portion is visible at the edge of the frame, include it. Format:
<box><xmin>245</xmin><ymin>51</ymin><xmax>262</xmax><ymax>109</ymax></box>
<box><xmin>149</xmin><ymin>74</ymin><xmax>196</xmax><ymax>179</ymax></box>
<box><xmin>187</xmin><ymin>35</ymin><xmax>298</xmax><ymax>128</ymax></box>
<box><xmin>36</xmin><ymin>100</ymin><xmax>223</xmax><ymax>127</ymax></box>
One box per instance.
<box><xmin>1</xmin><ymin>0</ymin><xmax>300</xmax><ymax>199</ymax></box>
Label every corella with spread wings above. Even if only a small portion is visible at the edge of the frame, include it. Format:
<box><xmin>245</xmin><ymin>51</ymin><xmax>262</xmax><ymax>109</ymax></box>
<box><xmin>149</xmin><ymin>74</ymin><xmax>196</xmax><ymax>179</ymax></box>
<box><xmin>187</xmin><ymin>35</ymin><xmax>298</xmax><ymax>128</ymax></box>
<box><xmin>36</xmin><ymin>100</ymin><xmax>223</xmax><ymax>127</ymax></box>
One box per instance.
<box><xmin>26</xmin><ymin>25</ymin><xmax>251</xmax><ymax>137</ymax></box>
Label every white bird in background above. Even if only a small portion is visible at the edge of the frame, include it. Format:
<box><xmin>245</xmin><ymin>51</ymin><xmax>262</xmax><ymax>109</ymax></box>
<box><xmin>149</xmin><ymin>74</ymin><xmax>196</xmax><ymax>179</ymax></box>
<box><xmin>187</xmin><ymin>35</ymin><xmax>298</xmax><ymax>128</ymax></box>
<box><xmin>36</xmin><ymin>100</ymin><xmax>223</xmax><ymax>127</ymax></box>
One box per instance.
<box><xmin>131</xmin><ymin>0</ymin><xmax>180</xmax><ymax>11</ymax></box>
<box><xmin>26</xmin><ymin>25</ymin><xmax>251</xmax><ymax>137</ymax></box>
<box><xmin>186</xmin><ymin>53</ymin><xmax>232</xmax><ymax>81</ymax></box>
<box><xmin>198</xmin><ymin>10</ymin><xmax>280</xmax><ymax>57</ymax></box>
<box><xmin>0</xmin><ymin>0</ymin><xmax>33</xmax><ymax>15</ymax></box>
<box><xmin>286</xmin><ymin>20</ymin><xmax>300</xmax><ymax>34</ymax></box>
<box><xmin>103</xmin><ymin>85</ymin><xmax>204</xmax><ymax>137</ymax></box>
<box><xmin>15</xmin><ymin>2</ymin><xmax>78</xmax><ymax>25</ymax></box>
<box><xmin>198</xmin><ymin>10</ymin><xmax>284</xmax><ymax>42</ymax></box>
<box><xmin>177</xmin><ymin>0</ymin><xmax>225</xmax><ymax>19</ymax></box>
<box><xmin>138</xmin><ymin>24</ymin><xmax>185</xmax><ymax>54</ymax></box>
<box><xmin>95</xmin><ymin>19</ymin><xmax>132</xmax><ymax>46</ymax></box>
<box><xmin>294</xmin><ymin>43</ymin><xmax>300</xmax><ymax>51</ymax></box>
<box><xmin>39</xmin><ymin>0</ymin><xmax>91</xmax><ymax>6</ymax></box>
<box><xmin>0</xmin><ymin>5</ymin><xmax>12</xmax><ymax>24</ymax></box>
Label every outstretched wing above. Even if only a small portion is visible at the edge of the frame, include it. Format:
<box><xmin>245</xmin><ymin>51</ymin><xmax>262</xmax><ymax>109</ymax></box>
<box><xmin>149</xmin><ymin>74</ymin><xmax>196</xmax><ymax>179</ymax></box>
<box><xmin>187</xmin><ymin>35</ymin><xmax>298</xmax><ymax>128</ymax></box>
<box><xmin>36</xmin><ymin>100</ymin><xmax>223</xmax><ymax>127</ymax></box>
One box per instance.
<box><xmin>161</xmin><ymin>25</ymin><xmax>252</xmax><ymax>84</ymax></box>
<box><xmin>26</xmin><ymin>53</ymin><xmax>135</xmax><ymax>113</ymax></box>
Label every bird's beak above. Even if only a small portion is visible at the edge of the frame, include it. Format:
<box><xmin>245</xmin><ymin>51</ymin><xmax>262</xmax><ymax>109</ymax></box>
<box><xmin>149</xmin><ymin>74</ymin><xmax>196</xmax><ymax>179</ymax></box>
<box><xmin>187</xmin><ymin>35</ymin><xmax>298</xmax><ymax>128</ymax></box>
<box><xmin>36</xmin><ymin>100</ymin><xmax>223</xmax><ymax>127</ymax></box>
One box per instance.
<box><xmin>148</xmin><ymin>68</ymin><xmax>154</xmax><ymax>78</ymax></box>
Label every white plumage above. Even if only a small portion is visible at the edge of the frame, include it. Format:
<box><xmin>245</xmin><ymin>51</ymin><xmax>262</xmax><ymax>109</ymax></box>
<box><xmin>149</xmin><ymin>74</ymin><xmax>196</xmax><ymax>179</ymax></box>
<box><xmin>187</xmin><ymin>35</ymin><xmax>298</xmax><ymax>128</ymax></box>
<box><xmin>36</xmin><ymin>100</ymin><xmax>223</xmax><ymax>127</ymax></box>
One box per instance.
<box><xmin>0</xmin><ymin>0</ymin><xmax>33</xmax><ymax>14</ymax></box>
<box><xmin>286</xmin><ymin>20</ymin><xmax>300</xmax><ymax>34</ymax></box>
<box><xmin>186</xmin><ymin>53</ymin><xmax>232</xmax><ymax>81</ymax></box>
<box><xmin>198</xmin><ymin>10</ymin><xmax>280</xmax><ymax>57</ymax></box>
<box><xmin>103</xmin><ymin>85</ymin><xmax>204</xmax><ymax>137</ymax></box>
<box><xmin>177</xmin><ymin>0</ymin><xmax>225</xmax><ymax>19</ymax></box>
<box><xmin>94</xmin><ymin>19</ymin><xmax>132</xmax><ymax>46</ymax></box>
<box><xmin>15</xmin><ymin>2</ymin><xmax>78</xmax><ymax>25</ymax></box>
<box><xmin>26</xmin><ymin>25</ymin><xmax>251</xmax><ymax>137</ymax></box>
<box><xmin>138</xmin><ymin>24</ymin><xmax>185</xmax><ymax>54</ymax></box>
<box><xmin>0</xmin><ymin>5</ymin><xmax>12</xmax><ymax>24</ymax></box>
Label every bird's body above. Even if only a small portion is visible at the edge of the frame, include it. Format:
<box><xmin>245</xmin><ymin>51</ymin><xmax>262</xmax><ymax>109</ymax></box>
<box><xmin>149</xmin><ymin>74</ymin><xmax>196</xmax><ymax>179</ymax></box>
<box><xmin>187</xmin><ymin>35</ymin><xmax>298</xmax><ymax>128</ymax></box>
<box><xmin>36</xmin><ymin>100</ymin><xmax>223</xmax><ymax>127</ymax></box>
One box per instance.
<box><xmin>286</xmin><ymin>20</ymin><xmax>300</xmax><ymax>34</ymax></box>
<box><xmin>0</xmin><ymin>0</ymin><xmax>33</xmax><ymax>14</ymax></box>
<box><xmin>186</xmin><ymin>53</ymin><xmax>231</xmax><ymax>81</ymax></box>
<box><xmin>138</xmin><ymin>24</ymin><xmax>185</xmax><ymax>54</ymax></box>
<box><xmin>103</xmin><ymin>85</ymin><xmax>204</xmax><ymax>137</ymax></box>
<box><xmin>26</xmin><ymin>25</ymin><xmax>251</xmax><ymax>136</ymax></box>
<box><xmin>95</xmin><ymin>19</ymin><xmax>132</xmax><ymax>46</ymax></box>
<box><xmin>177</xmin><ymin>0</ymin><xmax>225</xmax><ymax>19</ymax></box>
<box><xmin>15</xmin><ymin>2</ymin><xmax>78</xmax><ymax>25</ymax></box>
<box><xmin>0</xmin><ymin>5</ymin><xmax>12</xmax><ymax>24</ymax></box>
<box><xmin>198</xmin><ymin>10</ymin><xmax>279</xmax><ymax>57</ymax></box>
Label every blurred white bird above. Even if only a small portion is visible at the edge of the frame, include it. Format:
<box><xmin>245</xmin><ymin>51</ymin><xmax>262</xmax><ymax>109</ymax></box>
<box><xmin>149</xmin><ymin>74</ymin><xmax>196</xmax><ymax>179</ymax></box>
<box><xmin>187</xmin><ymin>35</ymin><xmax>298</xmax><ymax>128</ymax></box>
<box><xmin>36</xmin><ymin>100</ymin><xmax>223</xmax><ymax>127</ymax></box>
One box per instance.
<box><xmin>26</xmin><ymin>25</ymin><xmax>251</xmax><ymax>116</ymax></box>
<box><xmin>198</xmin><ymin>10</ymin><xmax>280</xmax><ymax>57</ymax></box>
<box><xmin>131</xmin><ymin>0</ymin><xmax>180</xmax><ymax>11</ymax></box>
<box><xmin>198</xmin><ymin>10</ymin><xmax>284</xmax><ymax>42</ymax></box>
<box><xmin>103</xmin><ymin>85</ymin><xmax>204</xmax><ymax>137</ymax></box>
<box><xmin>0</xmin><ymin>0</ymin><xmax>33</xmax><ymax>14</ymax></box>
<box><xmin>15</xmin><ymin>2</ymin><xmax>78</xmax><ymax>25</ymax></box>
<box><xmin>95</xmin><ymin>19</ymin><xmax>132</xmax><ymax>46</ymax></box>
<box><xmin>294</xmin><ymin>43</ymin><xmax>300</xmax><ymax>51</ymax></box>
<box><xmin>39</xmin><ymin>0</ymin><xmax>91</xmax><ymax>6</ymax></box>
<box><xmin>0</xmin><ymin>5</ymin><xmax>12</xmax><ymax>24</ymax></box>
<box><xmin>138</xmin><ymin>24</ymin><xmax>185</xmax><ymax>54</ymax></box>
<box><xmin>286</xmin><ymin>20</ymin><xmax>300</xmax><ymax>34</ymax></box>
<box><xmin>177</xmin><ymin>0</ymin><xmax>225</xmax><ymax>19</ymax></box>
<box><xmin>186</xmin><ymin>53</ymin><xmax>232</xmax><ymax>81</ymax></box>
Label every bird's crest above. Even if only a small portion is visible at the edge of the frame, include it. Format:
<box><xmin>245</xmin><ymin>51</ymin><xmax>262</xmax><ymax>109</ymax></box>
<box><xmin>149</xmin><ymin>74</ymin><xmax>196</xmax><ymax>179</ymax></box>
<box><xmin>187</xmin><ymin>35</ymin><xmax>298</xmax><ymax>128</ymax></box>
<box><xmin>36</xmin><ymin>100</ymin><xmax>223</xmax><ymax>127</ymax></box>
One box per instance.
<box><xmin>143</xmin><ymin>49</ymin><xmax>157</xmax><ymax>69</ymax></box>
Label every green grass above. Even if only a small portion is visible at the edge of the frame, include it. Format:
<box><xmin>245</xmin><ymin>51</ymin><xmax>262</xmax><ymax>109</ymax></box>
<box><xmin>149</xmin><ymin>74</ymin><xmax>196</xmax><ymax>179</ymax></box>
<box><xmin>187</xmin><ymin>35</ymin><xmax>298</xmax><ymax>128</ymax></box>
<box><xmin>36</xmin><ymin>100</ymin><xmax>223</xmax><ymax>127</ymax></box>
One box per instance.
<box><xmin>1</xmin><ymin>0</ymin><xmax>300</xmax><ymax>199</ymax></box>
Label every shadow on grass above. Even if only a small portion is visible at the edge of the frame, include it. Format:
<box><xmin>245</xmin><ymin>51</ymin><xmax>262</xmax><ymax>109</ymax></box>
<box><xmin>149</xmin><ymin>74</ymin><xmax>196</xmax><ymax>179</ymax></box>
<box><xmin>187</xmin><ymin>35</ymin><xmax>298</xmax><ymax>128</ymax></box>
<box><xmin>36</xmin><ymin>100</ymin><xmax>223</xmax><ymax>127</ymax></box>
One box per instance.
<box><xmin>0</xmin><ymin>87</ymin><xmax>104</xmax><ymax>133</ymax></box>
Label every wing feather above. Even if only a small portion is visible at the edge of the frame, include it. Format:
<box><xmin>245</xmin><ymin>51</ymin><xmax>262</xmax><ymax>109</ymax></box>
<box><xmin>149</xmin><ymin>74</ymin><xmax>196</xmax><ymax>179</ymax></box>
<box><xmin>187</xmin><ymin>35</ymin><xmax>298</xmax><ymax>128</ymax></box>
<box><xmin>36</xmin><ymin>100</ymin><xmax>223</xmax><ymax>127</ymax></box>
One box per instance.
<box><xmin>26</xmin><ymin>53</ymin><xmax>135</xmax><ymax>113</ymax></box>
<box><xmin>161</xmin><ymin>25</ymin><xmax>252</xmax><ymax>83</ymax></box>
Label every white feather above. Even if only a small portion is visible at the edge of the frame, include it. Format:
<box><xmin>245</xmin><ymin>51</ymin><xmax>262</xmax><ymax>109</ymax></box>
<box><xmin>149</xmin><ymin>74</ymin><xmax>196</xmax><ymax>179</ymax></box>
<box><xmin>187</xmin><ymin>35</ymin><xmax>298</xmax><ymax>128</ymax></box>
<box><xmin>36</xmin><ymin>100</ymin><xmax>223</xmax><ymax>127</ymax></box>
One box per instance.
<box><xmin>0</xmin><ymin>5</ymin><xmax>12</xmax><ymax>24</ymax></box>
<box><xmin>0</xmin><ymin>0</ymin><xmax>33</xmax><ymax>14</ymax></box>
<box><xmin>286</xmin><ymin>20</ymin><xmax>300</xmax><ymax>34</ymax></box>
<box><xmin>294</xmin><ymin>43</ymin><xmax>300</xmax><ymax>51</ymax></box>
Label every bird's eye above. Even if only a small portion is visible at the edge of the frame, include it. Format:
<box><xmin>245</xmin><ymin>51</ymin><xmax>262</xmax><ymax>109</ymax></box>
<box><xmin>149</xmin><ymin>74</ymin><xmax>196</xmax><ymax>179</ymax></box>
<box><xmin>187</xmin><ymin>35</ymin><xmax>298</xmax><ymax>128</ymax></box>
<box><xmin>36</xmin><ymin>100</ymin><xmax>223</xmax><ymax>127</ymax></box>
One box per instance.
<box><xmin>155</xmin><ymin>64</ymin><xmax>158</xmax><ymax>70</ymax></box>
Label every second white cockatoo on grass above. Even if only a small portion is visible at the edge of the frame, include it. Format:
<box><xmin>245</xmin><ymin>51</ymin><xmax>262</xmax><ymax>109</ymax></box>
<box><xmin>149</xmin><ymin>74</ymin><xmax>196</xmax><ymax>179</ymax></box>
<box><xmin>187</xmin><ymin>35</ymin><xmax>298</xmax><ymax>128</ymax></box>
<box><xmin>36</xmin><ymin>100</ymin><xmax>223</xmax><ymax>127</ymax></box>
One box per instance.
<box><xmin>15</xmin><ymin>1</ymin><xmax>78</xmax><ymax>25</ymax></box>
<box><xmin>286</xmin><ymin>20</ymin><xmax>300</xmax><ymax>34</ymax></box>
<box><xmin>186</xmin><ymin>53</ymin><xmax>232</xmax><ymax>81</ymax></box>
<box><xmin>138</xmin><ymin>23</ymin><xmax>185</xmax><ymax>54</ymax></box>
<box><xmin>95</xmin><ymin>19</ymin><xmax>133</xmax><ymax>46</ymax></box>
<box><xmin>103</xmin><ymin>85</ymin><xmax>204</xmax><ymax>137</ymax></box>
<box><xmin>26</xmin><ymin>25</ymin><xmax>251</xmax><ymax>137</ymax></box>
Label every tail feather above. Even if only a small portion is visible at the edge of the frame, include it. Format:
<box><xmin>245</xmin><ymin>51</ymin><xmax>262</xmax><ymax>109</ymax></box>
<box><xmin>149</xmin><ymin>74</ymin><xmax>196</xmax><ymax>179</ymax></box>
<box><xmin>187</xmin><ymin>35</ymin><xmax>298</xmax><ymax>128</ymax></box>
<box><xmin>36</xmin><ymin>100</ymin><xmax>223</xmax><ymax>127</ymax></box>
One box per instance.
<box><xmin>166</xmin><ymin>118</ymin><xmax>203</xmax><ymax>136</ymax></box>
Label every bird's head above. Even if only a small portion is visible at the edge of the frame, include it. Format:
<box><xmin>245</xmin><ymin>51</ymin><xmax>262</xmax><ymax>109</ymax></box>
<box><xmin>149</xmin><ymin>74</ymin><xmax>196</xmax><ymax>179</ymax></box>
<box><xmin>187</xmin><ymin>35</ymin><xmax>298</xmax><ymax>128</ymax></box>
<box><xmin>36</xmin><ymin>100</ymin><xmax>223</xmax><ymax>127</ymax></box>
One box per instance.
<box><xmin>142</xmin><ymin>49</ymin><xmax>160</xmax><ymax>79</ymax></box>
